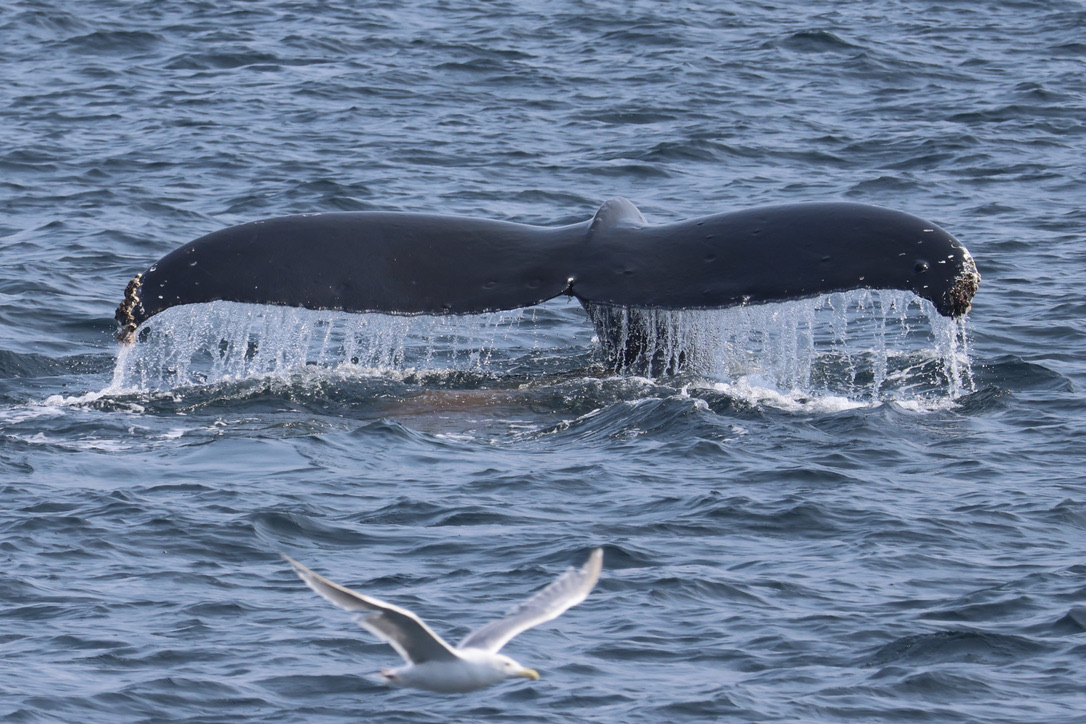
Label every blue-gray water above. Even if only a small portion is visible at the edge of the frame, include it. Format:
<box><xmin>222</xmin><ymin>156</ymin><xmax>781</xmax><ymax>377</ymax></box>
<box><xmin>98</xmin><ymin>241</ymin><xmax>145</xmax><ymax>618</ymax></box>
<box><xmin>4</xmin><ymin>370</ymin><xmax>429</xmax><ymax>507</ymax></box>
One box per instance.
<box><xmin>2</xmin><ymin>1</ymin><xmax>1085</xmax><ymax>721</ymax></box>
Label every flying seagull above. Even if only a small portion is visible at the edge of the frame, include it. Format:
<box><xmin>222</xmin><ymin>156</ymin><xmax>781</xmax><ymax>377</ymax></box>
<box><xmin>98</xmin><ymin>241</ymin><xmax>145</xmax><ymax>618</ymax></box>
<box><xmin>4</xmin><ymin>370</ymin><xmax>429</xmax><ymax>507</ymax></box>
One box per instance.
<box><xmin>282</xmin><ymin>549</ymin><xmax>603</xmax><ymax>693</ymax></box>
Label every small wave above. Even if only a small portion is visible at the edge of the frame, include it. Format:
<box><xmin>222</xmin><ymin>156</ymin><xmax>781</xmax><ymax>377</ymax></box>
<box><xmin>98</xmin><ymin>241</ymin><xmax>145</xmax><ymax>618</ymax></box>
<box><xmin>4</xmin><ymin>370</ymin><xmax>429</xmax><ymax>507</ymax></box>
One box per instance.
<box><xmin>776</xmin><ymin>29</ymin><xmax>861</xmax><ymax>54</ymax></box>
<box><xmin>61</xmin><ymin>29</ymin><xmax>163</xmax><ymax>55</ymax></box>
<box><xmin>863</xmin><ymin>628</ymin><xmax>1050</xmax><ymax>667</ymax></box>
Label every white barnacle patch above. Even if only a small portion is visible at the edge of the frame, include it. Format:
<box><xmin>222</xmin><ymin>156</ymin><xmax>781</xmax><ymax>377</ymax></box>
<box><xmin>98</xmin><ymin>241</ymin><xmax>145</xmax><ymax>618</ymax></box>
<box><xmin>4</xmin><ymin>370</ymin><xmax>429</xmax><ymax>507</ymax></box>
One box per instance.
<box><xmin>115</xmin><ymin>273</ymin><xmax>144</xmax><ymax>343</ymax></box>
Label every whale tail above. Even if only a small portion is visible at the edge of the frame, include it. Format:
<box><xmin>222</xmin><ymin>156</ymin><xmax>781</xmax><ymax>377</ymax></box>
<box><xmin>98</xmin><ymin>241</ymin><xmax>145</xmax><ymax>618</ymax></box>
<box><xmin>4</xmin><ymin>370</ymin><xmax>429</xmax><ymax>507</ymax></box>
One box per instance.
<box><xmin>115</xmin><ymin>199</ymin><xmax>978</xmax><ymax>370</ymax></box>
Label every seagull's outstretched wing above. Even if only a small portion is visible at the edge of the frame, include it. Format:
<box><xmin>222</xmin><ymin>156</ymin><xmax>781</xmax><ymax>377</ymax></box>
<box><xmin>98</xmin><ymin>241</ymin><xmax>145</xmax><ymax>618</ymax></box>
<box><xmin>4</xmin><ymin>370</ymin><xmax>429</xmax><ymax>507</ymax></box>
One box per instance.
<box><xmin>459</xmin><ymin>548</ymin><xmax>603</xmax><ymax>653</ymax></box>
<box><xmin>282</xmin><ymin>554</ymin><xmax>459</xmax><ymax>665</ymax></box>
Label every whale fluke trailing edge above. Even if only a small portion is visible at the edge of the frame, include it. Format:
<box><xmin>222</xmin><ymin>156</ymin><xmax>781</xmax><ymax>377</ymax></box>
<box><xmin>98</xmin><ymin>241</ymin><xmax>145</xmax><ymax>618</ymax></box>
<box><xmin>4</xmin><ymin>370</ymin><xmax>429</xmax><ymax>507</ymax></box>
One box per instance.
<box><xmin>115</xmin><ymin>198</ymin><xmax>979</xmax><ymax>373</ymax></box>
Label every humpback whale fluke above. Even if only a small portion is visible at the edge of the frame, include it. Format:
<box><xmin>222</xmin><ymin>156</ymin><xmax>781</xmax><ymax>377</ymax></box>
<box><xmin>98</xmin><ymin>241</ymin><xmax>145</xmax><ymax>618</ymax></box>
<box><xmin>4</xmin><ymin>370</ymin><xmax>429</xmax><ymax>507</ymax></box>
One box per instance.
<box><xmin>115</xmin><ymin>199</ymin><xmax>979</xmax><ymax>370</ymax></box>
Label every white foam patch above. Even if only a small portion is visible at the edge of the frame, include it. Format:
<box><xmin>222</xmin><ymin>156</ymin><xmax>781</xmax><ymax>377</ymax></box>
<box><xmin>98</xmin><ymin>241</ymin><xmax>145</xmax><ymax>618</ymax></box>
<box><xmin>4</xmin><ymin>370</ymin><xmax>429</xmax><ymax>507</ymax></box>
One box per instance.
<box><xmin>0</xmin><ymin>404</ymin><xmax>66</xmax><ymax>425</ymax></box>
<box><xmin>11</xmin><ymin>430</ymin><xmax>135</xmax><ymax>453</ymax></box>
<box><xmin>40</xmin><ymin>388</ymin><xmax>147</xmax><ymax>412</ymax></box>
<box><xmin>706</xmin><ymin>377</ymin><xmax>868</xmax><ymax>414</ymax></box>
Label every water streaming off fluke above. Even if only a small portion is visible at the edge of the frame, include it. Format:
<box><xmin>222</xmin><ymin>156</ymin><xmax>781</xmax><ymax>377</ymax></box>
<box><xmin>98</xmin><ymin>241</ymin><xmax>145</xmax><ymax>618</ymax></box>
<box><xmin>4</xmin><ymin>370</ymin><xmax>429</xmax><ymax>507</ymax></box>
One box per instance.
<box><xmin>107</xmin><ymin>291</ymin><xmax>972</xmax><ymax>405</ymax></box>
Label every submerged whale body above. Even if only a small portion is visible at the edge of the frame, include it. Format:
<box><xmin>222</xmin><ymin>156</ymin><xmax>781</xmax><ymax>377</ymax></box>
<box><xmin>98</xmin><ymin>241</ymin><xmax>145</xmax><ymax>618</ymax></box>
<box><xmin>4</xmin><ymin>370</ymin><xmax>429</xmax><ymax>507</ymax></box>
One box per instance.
<box><xmin>116</xmin><ymin>198</ymin><xmax>979</xmax><ymax>374</ymax></box>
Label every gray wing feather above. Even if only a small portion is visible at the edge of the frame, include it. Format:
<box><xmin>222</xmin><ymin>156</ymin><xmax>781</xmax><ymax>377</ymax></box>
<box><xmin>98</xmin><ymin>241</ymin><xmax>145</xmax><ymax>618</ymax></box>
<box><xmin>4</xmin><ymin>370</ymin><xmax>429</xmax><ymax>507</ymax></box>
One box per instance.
<box><xmin>458</xmin><ymin>548</ymin><xmax>603</xmax><ymax>653</ymax></box>
<box><xmin>282</xmin><ymin>554</ymin><xmax>459</xmax><ymax>665</ymax></box>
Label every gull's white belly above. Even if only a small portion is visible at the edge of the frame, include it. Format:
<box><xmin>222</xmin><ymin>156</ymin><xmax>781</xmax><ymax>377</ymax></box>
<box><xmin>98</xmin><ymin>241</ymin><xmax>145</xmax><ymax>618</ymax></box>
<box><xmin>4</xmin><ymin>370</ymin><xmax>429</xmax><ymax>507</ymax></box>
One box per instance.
<box><xmin>386</xmin><ymin>657</ymin><xmax>508</xmax><ymax>693</ymax></box>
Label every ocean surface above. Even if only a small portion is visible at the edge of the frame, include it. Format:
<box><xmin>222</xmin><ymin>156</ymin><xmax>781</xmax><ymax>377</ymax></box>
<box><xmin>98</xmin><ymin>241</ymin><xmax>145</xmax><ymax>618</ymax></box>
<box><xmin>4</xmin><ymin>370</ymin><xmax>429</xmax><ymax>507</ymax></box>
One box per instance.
<box><xmin>2</xmin><ymin>1</ymin><xmax>1085</xmax><ymax>721</ymax></box>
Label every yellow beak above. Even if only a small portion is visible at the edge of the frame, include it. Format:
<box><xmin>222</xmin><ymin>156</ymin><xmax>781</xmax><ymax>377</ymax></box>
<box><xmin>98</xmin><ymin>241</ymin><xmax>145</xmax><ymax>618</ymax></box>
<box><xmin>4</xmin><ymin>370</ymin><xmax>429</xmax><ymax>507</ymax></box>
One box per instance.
<box><xmin>518</xmin><ymin>667</ymin><xmax>541</xmax><ymax>681</ymax></box>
